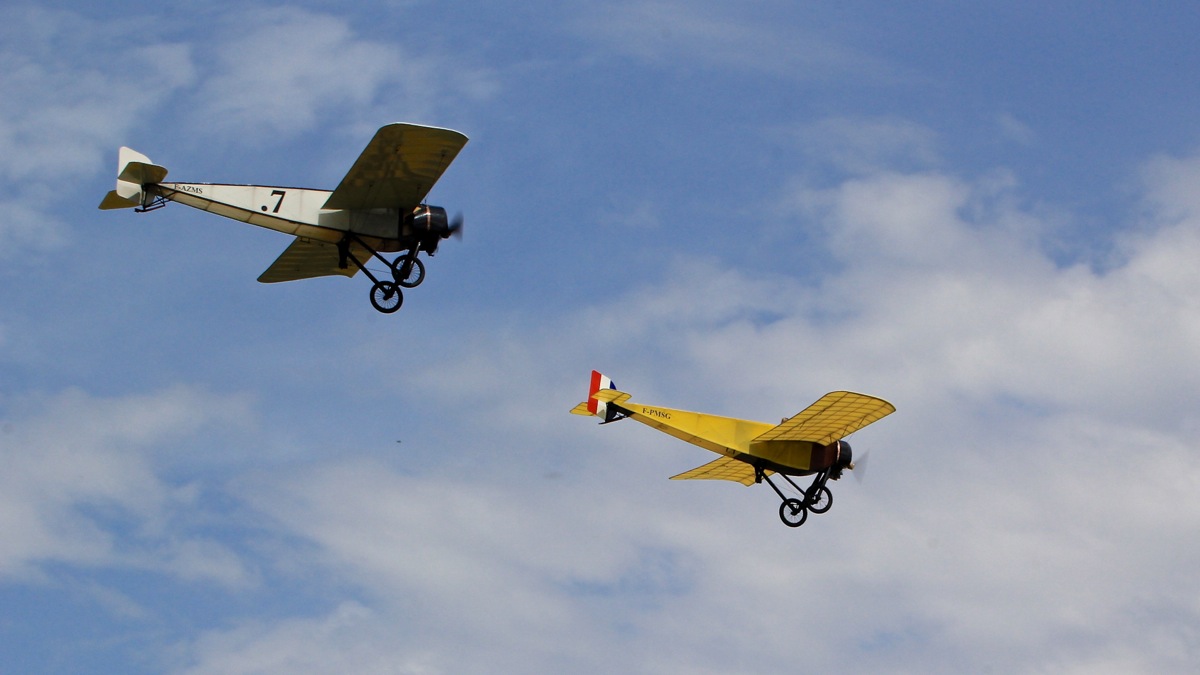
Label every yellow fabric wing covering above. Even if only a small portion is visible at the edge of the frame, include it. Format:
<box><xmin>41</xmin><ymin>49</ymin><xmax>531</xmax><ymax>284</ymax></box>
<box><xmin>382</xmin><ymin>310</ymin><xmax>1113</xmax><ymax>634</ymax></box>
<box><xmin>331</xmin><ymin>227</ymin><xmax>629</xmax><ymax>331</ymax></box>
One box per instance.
<box><xmin>752</xmin><ymin>391</ymin><xmax>896</xmax><ymax>446</ymax></box>
<box><xmin>669</xmin><ymin>456</ymin><xmax>767</xmax><ymax>486</ymax></box>
<box><xmin>257</xmin><ymin>237</ymin><xmax>369</xmax><ymax>283</ymax></box>
<box><xmin>322</xmin><ymin>123</ymin><xmax>469</xmax><ymax>211</ymax></box>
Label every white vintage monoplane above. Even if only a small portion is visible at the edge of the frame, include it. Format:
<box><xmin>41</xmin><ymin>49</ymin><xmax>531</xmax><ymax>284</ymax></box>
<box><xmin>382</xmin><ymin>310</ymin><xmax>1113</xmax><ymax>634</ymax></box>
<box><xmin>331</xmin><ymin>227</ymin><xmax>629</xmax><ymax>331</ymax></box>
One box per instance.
<box><xmin>100</xmin><ymin>123</ymin><xmax>468</xmax><ymax>313</ymax></box>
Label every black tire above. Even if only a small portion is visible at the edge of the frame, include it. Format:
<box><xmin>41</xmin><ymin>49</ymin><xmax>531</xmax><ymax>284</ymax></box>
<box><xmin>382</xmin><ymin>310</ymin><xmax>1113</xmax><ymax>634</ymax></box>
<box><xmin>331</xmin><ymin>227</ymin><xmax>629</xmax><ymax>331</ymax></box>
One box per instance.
<box><xmin>779</xmin><ymin>498</ymin><xmax>808</xmax><ymax>527</ymax></box>
<box><xmin>370</xmin><ymin>281</ymin><xmax>403</xmax><ymax>313</ymax></box>
<box><xmin>807</xmin><ymin>486</ymin><xmax>833</xmax><ymax>514</ymax></box>
<box><xmin>392</xmin><ymin>256</ymin><xmax>425</xmax><ymax>288</ymax></box>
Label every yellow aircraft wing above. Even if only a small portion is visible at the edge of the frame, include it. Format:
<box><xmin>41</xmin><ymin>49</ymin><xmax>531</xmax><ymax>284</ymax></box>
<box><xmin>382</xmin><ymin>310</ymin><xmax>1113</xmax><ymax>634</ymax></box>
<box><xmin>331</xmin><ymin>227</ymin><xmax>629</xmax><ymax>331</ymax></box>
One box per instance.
<box><xmin>753</xmin><ymin>391</ymin><xmax>896</xmax><ymax>446</ymax></box>
<box><xmin>322</xmin><ymin>123</ymin><xmax>468</xmax><ymax>211</ymax></box>
<box><xmin>669</xmin><ymin>456</ymin><xmax>767</xmax><ymax>486</ymax></box>
<box><xmin>257</xmin><ymin>237</ymin><xmax>373</xmax><ymax>283</ymax></box>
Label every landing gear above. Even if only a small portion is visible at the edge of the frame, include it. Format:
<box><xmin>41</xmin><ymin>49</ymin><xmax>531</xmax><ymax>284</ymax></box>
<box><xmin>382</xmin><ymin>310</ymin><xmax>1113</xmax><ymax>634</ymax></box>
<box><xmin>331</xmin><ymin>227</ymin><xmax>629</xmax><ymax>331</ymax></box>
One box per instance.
<box><xmin>370</xmin><ymin>281</ymin><xmax>403</xmax><ymax>313</ymax></box>
<box><xmin>807</xmin><ymin>485</ymin><xmax>833</xmax><ymax>514</ymax></box>
<box><xmin>392</xmin><ymin>255</ymin><xmax>425</xmax><ymax>288</ymax></box>
<box><xmin>780</xmin><ymin>498</ymin><xmax>808</xmax><ymax>527</ymax></box>
<box><xmin>336</xmin><ymin>234</ymin><xmax>427</xmax><ymax>314</ymax></box>
<box><xmin>756</xmin><ymin>466</ymin><xmax>835</xmax><ymax>528</ymax></box>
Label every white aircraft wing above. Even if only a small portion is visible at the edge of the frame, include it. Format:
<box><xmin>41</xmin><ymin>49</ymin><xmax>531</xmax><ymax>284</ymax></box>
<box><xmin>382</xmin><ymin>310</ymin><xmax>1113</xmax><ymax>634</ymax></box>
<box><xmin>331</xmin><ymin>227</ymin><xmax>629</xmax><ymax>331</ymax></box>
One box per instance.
<box><xmin>322</xmin><ymin>123</ymin><xmax>468</xmax><ymax>211</ymax></box>
<box><xmin>257</xmin><ymin>237</ymin><xmax>370</xmax><ymax>283</ymax></box>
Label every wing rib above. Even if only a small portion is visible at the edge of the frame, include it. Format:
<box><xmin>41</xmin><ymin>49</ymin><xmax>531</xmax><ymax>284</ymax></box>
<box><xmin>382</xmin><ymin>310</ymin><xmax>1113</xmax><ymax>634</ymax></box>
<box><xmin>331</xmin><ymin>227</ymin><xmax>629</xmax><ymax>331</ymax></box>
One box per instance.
<box><xmin>669</xmin><ymin>456</ymin><xmax>763</xmax><ymax>486</ymax></box>
<box><xmin>753</xmin><ymin>391</ymin><xmax>895</xmax><ymax>445</ymax></box>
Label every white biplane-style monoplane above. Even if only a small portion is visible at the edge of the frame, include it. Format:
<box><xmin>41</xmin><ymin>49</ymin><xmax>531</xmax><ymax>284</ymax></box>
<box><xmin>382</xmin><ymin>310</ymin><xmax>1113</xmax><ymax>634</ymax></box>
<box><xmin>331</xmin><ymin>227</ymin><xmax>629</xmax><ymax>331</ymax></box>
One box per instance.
<box><xmin>100</xmin><ymin>123</ymin><xmax>468</xmax><ymax>313</ymax></box>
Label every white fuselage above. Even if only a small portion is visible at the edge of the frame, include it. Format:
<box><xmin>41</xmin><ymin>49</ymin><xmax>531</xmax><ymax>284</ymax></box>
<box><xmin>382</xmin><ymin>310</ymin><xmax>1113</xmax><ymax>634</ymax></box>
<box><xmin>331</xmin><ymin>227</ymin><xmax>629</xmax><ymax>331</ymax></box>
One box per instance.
<box><xmin>152</xmin><ymin>182</ymin><xmax>406</xmax><ymax>251</ymax></box>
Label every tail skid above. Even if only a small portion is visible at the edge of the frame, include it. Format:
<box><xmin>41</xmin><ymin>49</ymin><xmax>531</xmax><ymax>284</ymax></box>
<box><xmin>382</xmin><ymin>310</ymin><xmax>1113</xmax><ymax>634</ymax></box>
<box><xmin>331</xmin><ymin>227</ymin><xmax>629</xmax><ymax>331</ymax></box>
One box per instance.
<box><xmin>98</xmin><ymin>147</ymin><xmax>168</xmax><ymax>210</ymax></box>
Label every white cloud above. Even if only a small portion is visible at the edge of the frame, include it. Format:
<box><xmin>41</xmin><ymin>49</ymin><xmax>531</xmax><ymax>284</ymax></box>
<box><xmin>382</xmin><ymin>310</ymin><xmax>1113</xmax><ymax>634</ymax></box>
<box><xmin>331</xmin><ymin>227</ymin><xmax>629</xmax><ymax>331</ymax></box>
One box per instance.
<box><xmin>0</xmin><ymin>5</ymin><xmax>494</xmax><ymax>257</ymax></box>
<box><xmin>0</xmin><ymin>8</ymin><xmax>194</xmax><ymax>182</ymax></box>
<box><xmin>0</xmin><ymin>7</ymin><xmax>194</xmax><ymax>255</ymax></box>
<box><xmin>574</xmin><ymin>0</ymin><xmax>906</xmax><ymax>82</ymax></box>
<box><xmin>996</xmin><ymin>112</ymin><xmax>1037</xmax><ymax>146</ymax></box>
<box><xmin>174</xmin><ymin>456</ymin><xmax>699</xmax><ymax>672</ymax></box>
<box><xmin>5</xmin><ymin>5</ymin><xmax>1199</xmax><ymax>673</ymax></box>
<box><xmin>190</xmin><ymin>9</ymin><xmax>496</xmax><ymax>139</ymax></box>
<box><xmin>0</xmin><ymin>191</ymin><xmax>70</xmax><ymax>254</ymax></box>
<box><xmin>0</xmin><ymin>385</ymin><xmax>256</xmax><ymax>585</ymax></box>
<box><xmin>764</xmin><ymin>166</ymin><xmax>1200</xmax><ymax>427</ymax></box>
<box><xmin>179</xmin><ymin>142</ymin><xmax>1200</xmax><ymax>672</ymax></box>
<box><xmin>175</xmin><ymin>602</ymin><xmax>439</xmax><ymax>675</ymax></box>
<box><xmin>789</xmin><ymin>116</ymin><xmax>943</xmax><ymax>174</ymax></box>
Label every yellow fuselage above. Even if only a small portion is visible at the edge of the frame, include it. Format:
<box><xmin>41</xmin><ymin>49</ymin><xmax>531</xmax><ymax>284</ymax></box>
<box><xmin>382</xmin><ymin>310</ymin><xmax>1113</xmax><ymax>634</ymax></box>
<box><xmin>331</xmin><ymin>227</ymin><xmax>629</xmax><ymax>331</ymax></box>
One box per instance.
<box><xmin>618</xmin><ymin>402</ymin><xmax>834</xmax><ymax>475</ymax></box>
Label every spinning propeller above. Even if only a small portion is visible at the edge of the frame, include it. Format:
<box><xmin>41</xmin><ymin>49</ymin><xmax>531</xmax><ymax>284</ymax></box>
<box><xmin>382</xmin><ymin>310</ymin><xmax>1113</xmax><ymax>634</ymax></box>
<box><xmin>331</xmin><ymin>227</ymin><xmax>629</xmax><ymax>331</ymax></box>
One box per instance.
<box><xmin>448</xmin><ymin>211</ymin><xmax>464</xmax><ymax>239</ymax></box>
<box><xmin>851</xmin><ymin>449</ymin><xmax>869</xmax><ymax>483</ymax></box>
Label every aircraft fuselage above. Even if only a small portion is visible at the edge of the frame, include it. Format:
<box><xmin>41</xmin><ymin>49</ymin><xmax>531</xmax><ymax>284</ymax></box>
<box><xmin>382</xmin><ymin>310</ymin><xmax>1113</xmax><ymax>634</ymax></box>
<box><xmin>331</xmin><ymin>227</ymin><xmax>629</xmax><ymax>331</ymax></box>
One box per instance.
<box><xmin>151</xmin><ymin>182</ymin><xmax>410</xmax><ymax>252</ymax></box>
<box><xmin>616</xmin><ymin>402</ymin><xmax>834</xmax><ymax>476</ymax></box>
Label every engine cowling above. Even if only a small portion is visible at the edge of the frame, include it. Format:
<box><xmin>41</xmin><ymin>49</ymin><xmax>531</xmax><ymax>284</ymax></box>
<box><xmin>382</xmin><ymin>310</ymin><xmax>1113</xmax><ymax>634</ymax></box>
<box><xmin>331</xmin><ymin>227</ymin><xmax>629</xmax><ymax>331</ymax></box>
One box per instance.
<box><xmin>407</xmin><ymin>205</ymin><xmax>450</xmax><ymax>236</ymax></box>
<box><xmin>830</xmin><ymin>440</ymin><xmax>853</xmax><ymax>479</ymax></box>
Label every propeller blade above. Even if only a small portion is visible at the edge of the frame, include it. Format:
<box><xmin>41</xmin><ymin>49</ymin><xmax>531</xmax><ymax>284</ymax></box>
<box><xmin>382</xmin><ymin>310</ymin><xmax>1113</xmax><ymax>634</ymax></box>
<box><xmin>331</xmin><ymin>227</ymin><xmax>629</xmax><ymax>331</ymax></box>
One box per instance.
<box><xmin>449</xmin><ymin>212</ymin><xmax>464</xmax><ymax>239</ymax></box>
<box><xmin>852</xmin><ymin>449</ymin><xmax>869</xmax><ymax>484</ymax></box>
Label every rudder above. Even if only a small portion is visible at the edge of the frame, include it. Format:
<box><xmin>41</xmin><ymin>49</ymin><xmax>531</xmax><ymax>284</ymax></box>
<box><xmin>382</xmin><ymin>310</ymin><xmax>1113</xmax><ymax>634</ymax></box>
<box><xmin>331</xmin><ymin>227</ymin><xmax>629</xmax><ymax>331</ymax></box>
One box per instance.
<box><xmin>98</xmin><ymin>147</ymin><xmax>168</xmax><ymax>210</ymax></box>
<box><xmin>569</xmin><ymin>370</ymin><xmax>622</xmax><ymax>422</ymax></box>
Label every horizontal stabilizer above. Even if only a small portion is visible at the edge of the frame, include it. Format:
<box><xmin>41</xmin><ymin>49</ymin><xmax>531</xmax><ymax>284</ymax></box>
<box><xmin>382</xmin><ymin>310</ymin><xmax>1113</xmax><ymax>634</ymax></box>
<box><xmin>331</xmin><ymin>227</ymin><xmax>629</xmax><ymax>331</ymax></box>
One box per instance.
<box><xmin>591</xmin><ymin>389</ymin><xmax>632</xmax><ymax>407</ymax></box>
<box><xmin>258</xmin><ymin>237</ymin><xmax>366</xmax><ymax>283</ymax></box>
<box><xmin>117</xmin><ymin>159</ymin><xmax>168</xmax><ymax>189</ymax></box>
<box><xmin>99</xmin><ymin>190</ymin><xmax>140</xmax><ymax>210</ymax></box>
<box><xmin>98</xmin><ymin>147</ymin><xmax>168</xmax><ymax>210</ymax></box>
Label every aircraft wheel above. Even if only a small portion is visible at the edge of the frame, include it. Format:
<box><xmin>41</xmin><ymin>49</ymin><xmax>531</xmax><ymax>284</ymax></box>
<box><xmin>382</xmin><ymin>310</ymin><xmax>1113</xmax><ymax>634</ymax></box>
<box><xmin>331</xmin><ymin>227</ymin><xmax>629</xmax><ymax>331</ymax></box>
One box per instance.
<box><xmin>392</xmin><ymin>257</ymin><xmax>425</xmax><ymax>288</ymax></box>
<box><xmin>807</xmin><ymin>486</ymin><xmax>832</xmax><ymax>514</ymax></box>
<box><xmin>779</xmin><ymin>498</ymin><xmax>807</xmax><ymax>528</ymax></box>
<box><xmin>370</xmin><ymin>281</ymin><xmax>403</xmax><ymax>313</ymax></box>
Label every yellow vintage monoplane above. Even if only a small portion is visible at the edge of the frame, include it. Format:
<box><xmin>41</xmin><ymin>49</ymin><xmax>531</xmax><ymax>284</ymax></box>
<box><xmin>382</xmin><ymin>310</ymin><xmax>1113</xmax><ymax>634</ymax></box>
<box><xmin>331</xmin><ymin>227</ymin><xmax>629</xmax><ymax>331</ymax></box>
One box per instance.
<box><xmin>571</xmin><ymin>371</ymin><xmax>895</xmax><ymax>528</ymax></box>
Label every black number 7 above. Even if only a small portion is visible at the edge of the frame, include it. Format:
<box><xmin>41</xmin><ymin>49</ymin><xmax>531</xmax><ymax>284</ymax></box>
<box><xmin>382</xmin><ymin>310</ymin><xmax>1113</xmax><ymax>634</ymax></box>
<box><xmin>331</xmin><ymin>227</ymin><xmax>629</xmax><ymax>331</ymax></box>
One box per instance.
<box><xmin>268</xmin><ymin>190</ymin><xmax>286</xmax><ymax>213</ymax></box>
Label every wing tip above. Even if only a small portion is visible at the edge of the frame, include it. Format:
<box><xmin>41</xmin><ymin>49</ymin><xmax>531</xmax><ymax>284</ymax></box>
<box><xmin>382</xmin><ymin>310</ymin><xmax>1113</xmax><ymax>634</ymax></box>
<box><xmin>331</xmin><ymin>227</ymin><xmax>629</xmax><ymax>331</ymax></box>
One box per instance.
<box><xmin>381</xmin><ymin>122</ymin><xmax>469</xmax><ymax>143</ymax></box>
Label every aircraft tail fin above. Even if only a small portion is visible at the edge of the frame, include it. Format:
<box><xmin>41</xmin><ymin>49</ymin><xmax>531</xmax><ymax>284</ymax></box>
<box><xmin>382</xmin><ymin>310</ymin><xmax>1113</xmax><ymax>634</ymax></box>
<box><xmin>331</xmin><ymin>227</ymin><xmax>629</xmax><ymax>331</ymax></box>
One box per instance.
<box><xmin>569</xmin><ymin>370</ymin><xmax>625</xmax><ymax>422</ymax></box>
<box><xmin>98</xmin><ymin>147</ymin><xmax>168</xmax><ymax>210</ymax></box>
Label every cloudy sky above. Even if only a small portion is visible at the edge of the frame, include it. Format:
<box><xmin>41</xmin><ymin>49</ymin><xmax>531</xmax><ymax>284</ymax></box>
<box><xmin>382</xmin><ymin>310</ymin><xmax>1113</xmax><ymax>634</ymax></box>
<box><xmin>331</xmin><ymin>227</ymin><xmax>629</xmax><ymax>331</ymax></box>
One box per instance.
<box><xmin>3</xmin><ymin>1</ymin><xmax>1200</xmax><ymax>672</ymax></box>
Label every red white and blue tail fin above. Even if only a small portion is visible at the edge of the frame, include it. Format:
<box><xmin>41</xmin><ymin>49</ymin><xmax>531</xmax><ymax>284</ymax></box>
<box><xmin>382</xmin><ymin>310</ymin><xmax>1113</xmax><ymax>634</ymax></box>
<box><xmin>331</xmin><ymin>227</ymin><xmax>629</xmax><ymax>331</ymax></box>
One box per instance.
<box><xmin>569</xmin><ymin>370</ymin><xmax>624</xmax><ymax>422</ymax></box>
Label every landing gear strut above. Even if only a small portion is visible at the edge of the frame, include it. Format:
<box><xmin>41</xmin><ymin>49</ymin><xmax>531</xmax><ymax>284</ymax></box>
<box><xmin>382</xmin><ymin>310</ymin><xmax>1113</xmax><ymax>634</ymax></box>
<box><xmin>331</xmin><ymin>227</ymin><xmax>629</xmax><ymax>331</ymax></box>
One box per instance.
<box><xmin>337</xmin><ymin>234</ymin><xmax>427</xmax><ymax>313</ymax></box>
<box><xmin>755</xmin><ymin>466</ymin><xmax>834</xmax><ymax>528</ymax></box>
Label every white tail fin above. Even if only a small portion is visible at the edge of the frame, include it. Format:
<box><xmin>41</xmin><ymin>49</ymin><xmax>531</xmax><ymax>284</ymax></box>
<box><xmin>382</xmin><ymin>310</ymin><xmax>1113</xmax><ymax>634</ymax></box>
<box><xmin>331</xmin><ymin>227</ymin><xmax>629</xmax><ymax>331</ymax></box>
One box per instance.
<box><xmin>98</xmin><ymin>147</ymin><xmax>168</xmax><ymax>210</ymax></box>
<box><xmin>569</xmin><ymin>370</ymin><xmax>623</xmax><ymax>422</ymax></box>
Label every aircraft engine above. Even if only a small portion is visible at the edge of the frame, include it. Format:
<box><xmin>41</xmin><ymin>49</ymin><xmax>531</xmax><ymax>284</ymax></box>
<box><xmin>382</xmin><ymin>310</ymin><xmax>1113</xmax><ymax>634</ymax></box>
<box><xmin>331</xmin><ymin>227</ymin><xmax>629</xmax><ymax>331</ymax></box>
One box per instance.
<box><xmin>830</xmin><ymin>440</ymin><xmax>853</xmax><ymax>479</ymax></box>
<box><xmin>407</xmin><ymin>205</ymin><xmax>463</xmax><ymax>239</ymax></box>
<box><xmin>409</xmin><ymin>205</ymin><xmax>447</xmax><ymax>234</ymax></box>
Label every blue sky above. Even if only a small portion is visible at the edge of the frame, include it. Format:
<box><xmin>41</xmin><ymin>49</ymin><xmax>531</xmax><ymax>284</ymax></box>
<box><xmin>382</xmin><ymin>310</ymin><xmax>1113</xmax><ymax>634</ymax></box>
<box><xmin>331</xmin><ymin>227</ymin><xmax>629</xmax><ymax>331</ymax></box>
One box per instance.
<box><xmin>3</xmin><ymin>1</ymin><xmax>1200</xmax><ymax>672</ymax></box>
